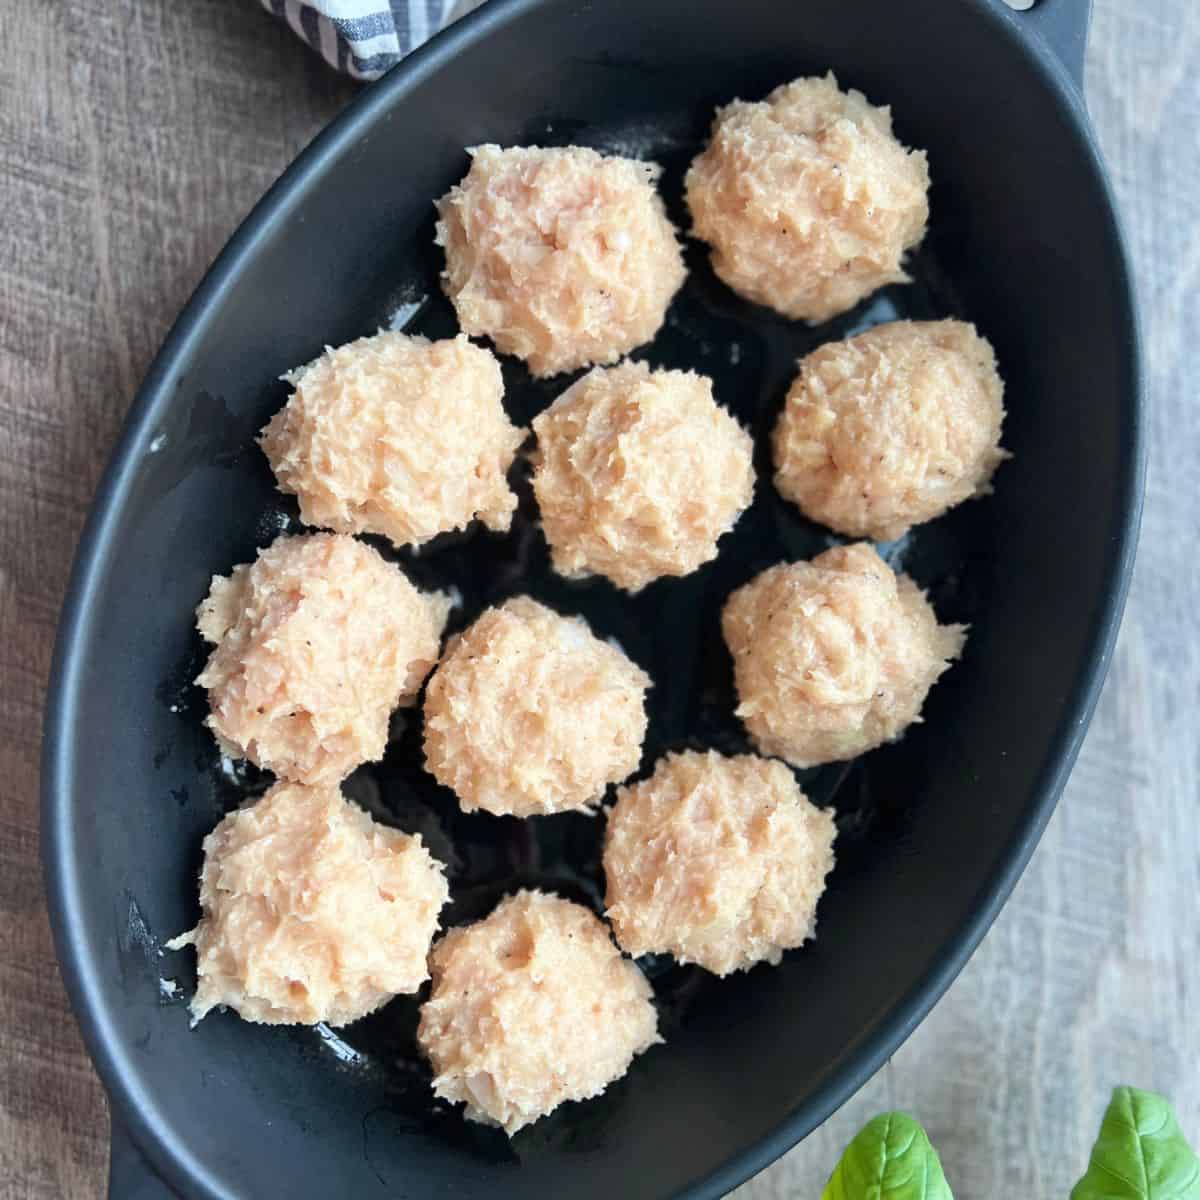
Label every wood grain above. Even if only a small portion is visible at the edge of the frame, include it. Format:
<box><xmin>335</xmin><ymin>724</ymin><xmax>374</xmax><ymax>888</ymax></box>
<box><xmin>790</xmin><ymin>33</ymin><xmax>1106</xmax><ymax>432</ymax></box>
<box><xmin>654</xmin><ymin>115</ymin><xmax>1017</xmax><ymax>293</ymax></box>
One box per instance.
<box><xmin>0</xmin><ymin>1</ymin><xmax>1192</xmax><ymax>1197</ymax></box>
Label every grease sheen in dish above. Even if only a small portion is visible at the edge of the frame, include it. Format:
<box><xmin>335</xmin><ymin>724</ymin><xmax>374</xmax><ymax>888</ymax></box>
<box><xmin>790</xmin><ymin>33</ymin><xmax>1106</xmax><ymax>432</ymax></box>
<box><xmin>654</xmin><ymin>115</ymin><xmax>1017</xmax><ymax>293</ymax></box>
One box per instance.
<box><xmin>435</xmin><ymin>144</ymin><xmax>686</xmax><ymax>376</ymax></box>
<box><xmin>417</xmin><ymin>890</ymin><xmax>660</xmax><ymax>1134</ymax></box>
<box><xmin>196</xmin><ymin>532</ymin><xmax>448</xmax><ymax>785</ymax></box>
<box><xmin>722</xmin><ymin>543</ymin><xmax>965</xmax><ymax>767</ymax></box>
<box><xmin>167</xmin><ymin>780</ymin><xmax>448</xmax><ymax>1026</ymax></box>
<box><xmin>260</xmin><ymin>332</ymin><xmax>524</xmax><ymax>548</ymax></box>
<box><xmin>773</xmin><ymin>319</ymin><xmax>1007</xmax><ymax>541</ymax></box>
<box><xmin>686</xmin><ymin>73</ymin><xmax>930</xmax><ymax>321</ymax></box>
<box><xmin>422</xmin><ymin>596</ymin><xmax>651</xmax><ymax>817</ymax></box>
<box><xmin>604</xmin><ymin>750</ymin><xmax>836</xmax><ymax>976</ymax></box>
<box><xmin>531</xmin><ymin>361</ymin><xmax>755</xmax><ymax>592</ymax></box>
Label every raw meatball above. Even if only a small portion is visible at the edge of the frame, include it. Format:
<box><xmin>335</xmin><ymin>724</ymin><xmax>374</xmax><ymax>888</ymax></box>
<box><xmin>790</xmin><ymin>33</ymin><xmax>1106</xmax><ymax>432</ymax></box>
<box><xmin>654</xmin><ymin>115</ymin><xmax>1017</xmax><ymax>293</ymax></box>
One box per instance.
<box><xmin>260</xmin><ymin>333</ymin><xmax>524</xmax><ymax>548</ymax></box>
<box><xmin>722</xmin><ymin>543</ymin><xmax>964</xmax><ymax>766</ymax></box>
<box><xmin>197</xmin><ymin>533</ymin><xmax>448</xmax><ymax>785</ymax></box>
<box><xmin>605</xmin><ymin>751</ymin><xmax>836</xmax><ymax>976</ymax></box>
<box><xmin>417</xmin><ymin>890</ymin><xmax>660</xmax><ymax>1133</ymax></box>
<box><xmin>423</xmin><ymin>596</ymin><xmax>650</xmax><ymax>816</ymax></box>
<box><xmin>436</xmin><ymin>145</ymin><xmax>686</xmax><ymax>377</ymax></box>
<box><xmin>773</xmin><ymin>320</ymin><xmax>1007</xmax><ymax>541</ymax></box>
<box><xmin>685</xmin><ymin>73</ymin><xmax>930</xmax><ymax>321</ymax></box>
<box><xmin>168</xmin><ymin>780</ymin><xmax>448</xmax><ymax>1026</ymax></box>
<box><xmin>531</xmin><ymin>362</ymin><xmax>755</xmax><ymax>592</ymax></box>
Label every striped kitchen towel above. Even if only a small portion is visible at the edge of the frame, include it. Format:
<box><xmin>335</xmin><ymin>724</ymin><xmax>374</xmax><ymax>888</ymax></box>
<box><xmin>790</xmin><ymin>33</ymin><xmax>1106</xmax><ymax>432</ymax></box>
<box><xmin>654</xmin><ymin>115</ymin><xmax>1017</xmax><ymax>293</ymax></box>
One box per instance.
<box><xmin>261</xmin><ymin>0</ymin><xmax>477</xmax><ymax>81</ymax></box>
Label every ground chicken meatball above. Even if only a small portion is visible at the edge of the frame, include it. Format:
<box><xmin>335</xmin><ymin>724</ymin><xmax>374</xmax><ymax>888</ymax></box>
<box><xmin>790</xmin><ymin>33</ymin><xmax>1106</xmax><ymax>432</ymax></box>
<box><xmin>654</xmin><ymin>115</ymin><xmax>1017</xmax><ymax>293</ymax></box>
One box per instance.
<box><xmin>773</xmin><ymin>320</ymin><xmax>1007</xmax><ymax>541</ymax></box>
<box><xmin>423</xmin><ymin>597</ymin><xmax>650</xmax><ymax>816</ymax></box>
<box><xmin>196</xmin><ymin>533</ymin><xmax>448</xmax><ymax>784</ymax></box>
<box><xmin>435</xmin><ymin>145</ymin><xmax>686</xmax><ymax>376</ymax></box>
<box><xmin>531</xmin><ymin>362</ymin><xmax>755</xmax><ymax>592</ymax></box>
<box><xmin>685</xmin><ymin>73</ymin><xmax>930</xmax><ymax>321</ymax></box>
<box><xmin>168</xmin><ymin>780</ymin><xmax>448</xmax><ymax>1026</ymax></box>
<box><xmin>417</xmin><ymin>890</ymin><xmax>659</xmax><ymax>1134</ymax></box>
<box><xmin>721</xmin><ymin>543</ymin><xmax>965</xmax><ymax>766</ymax></box>
<box><xmin>605</xmin><ymin>751</ymin><xmax>836</xmax><ymax>976</ymax></box>
<box><xmin>259</xmin><ymin>332</ymin><xmax>524</xmax><ymax>548</ymax></box>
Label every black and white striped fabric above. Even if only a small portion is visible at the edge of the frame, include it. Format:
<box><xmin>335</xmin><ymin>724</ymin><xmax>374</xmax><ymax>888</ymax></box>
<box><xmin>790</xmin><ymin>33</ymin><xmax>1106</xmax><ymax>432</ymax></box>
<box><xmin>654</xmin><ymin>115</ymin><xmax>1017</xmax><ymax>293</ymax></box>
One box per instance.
<box><xmin>260</xmin><ymin>0</ymin><xmax>462</xmax><ymax>81</ymax></box>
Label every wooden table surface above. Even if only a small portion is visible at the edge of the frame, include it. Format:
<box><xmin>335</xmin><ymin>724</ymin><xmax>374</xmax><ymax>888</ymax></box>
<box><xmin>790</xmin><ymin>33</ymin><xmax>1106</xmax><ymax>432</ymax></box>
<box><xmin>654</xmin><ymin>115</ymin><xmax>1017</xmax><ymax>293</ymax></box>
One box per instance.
<box><xmin>1</xmin><ymin>1</ymin><xmax>1193</xmax><ymax>1196</ymax></box>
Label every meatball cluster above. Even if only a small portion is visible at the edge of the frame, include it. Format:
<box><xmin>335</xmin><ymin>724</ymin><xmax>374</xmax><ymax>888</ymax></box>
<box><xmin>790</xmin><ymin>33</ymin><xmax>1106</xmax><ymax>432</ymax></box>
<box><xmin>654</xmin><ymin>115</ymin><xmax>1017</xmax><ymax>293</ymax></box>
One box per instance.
<box><xmin>532</xmin><ymin>362</ymin><xmax>755</xmax><ymax>592</ymax></box>
<box><xmin>722</xmin><ymin>543</ymin><xmax>965</xmax><ymax>767</ymax></box>
<box><xmin>174</xmin><ymin>67</ymin><xmax>1005</xmax><ymax>1141</ymax></box>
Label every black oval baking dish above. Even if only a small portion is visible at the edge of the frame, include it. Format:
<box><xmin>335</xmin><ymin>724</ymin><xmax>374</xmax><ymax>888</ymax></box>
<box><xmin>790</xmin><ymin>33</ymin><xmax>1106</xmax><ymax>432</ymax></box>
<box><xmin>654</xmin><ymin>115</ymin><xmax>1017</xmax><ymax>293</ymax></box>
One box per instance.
<box><xmin>43</xmin><ymin>1</ymin><xmax>1142</xmax><ymax>1196</ymax></box>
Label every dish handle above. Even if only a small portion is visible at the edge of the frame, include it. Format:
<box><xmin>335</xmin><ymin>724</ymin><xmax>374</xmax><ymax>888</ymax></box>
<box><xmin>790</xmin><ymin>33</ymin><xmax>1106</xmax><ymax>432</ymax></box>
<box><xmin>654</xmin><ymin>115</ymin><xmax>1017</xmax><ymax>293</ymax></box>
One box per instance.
<box><xmin>108</xmin><ymin>1111</ymin><xmax>177</xmax><ymax>1199</ymax></box>
<box><xmin>1002</xmin><ymin>0</ymin><xmax>1093</xmax><ymax>90</ymax></box>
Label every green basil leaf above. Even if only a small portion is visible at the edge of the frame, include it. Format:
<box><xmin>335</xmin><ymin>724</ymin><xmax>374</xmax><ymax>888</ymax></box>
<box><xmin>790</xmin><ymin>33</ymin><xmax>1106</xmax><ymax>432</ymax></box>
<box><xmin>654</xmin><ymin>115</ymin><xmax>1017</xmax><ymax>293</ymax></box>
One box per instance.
<box><xmin>1071</xmin><ymin>1087</ymin><xmax>1200</xmax><ymax>1199</ymax></box>
<box><xmin>822</xmin><ymin>1111</ymin><xmax>953</xmax><ymax>1200</ymax></box>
